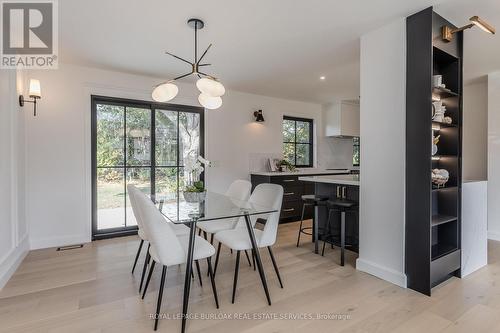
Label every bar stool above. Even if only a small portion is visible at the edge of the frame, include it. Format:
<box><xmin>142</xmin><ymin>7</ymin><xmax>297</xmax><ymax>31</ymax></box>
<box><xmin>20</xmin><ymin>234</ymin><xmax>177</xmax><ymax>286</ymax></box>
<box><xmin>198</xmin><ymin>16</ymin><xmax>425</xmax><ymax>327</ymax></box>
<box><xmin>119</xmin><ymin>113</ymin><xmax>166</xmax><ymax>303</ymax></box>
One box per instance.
<box><xmin>296</xmin><ymin>194</ymin><xmax>329</xmax><ymax>247</ymax></box>
<box><xmin>321</xmin><ymin>199</ymin><xmax>357</xmax><ymax>266</ymax></box>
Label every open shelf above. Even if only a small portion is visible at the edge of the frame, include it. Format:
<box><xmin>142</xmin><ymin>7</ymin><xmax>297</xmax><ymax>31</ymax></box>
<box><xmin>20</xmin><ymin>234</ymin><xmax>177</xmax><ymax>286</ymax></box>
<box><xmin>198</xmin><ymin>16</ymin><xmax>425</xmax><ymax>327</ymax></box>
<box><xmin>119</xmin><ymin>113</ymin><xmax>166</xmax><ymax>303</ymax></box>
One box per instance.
<box><xmin>432</xmin><ymin>121</ymin><xmax>458</xmax><ymax>129</ymax></box>
<box><xmin>432</xmin><ymin>185</ymin><xmax>457</xmax><ymax>191</ymax></box>
<box><xmin>432</xmin><ymin>214</ymin><xmax>457</xmax><ymax>227</ymax></box>
<box><xmin>431</xmin><ymin>243</ymin><xmax>458</xmax><ymax>261</ymax></box>
<box><xmin>432</xmin><ymin>87</ymin><xmax>459</xmax><ymax>99</ymax></box>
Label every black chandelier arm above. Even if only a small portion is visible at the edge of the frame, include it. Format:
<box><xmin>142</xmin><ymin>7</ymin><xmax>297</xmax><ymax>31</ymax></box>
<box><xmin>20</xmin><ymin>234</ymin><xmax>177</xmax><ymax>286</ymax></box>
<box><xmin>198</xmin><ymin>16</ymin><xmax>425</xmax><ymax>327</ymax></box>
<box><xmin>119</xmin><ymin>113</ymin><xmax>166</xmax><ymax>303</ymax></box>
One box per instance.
<box><xmin>174</xmin><ymin>72</ymin><xmax>194</xmax><ymax>81</ymax></box>
<box><xmin>197</xmin><ymin>43</ymin><xmax>212</xmax><ymax>65</ymax></box>
<box><xmin>197</xmin><ymin>71</ymin><xmax>217</xmax><ymax>80</ymax></box>
<box><xmin>198</xmin><ymin>63</ymin><xmax>211</xmax><ymax>67</ymax></box>
<box><xmin>165</xmin><ymin>51</ymin><xmax>192</xmax><ymax>65</ymax></box>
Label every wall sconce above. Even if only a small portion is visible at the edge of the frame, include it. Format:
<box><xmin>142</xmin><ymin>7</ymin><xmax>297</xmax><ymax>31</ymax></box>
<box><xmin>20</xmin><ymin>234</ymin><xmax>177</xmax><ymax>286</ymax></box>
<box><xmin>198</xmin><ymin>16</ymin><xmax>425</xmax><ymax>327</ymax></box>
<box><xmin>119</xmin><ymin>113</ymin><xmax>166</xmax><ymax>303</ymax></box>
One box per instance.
<box><xmin>442</xmin><ymin>16</ymin><xmax>495</xmax><ymax>42</ymax></box>
<box><xmin>253</xmin><ymin>109</ymin><xmax>264</xmax><ymax>122</ymax></box>
<box><xmin>19</xmin><ymin>79</ymin><xmax>41</xmax><ymax>116</ymax></box>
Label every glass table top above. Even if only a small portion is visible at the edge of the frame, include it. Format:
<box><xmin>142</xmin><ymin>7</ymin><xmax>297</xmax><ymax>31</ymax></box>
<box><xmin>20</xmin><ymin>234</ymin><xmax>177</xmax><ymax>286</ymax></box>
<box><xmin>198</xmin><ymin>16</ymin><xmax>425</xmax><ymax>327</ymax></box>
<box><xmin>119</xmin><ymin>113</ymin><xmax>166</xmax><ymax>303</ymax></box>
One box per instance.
<box><xmin>158</xmin><ymin>191</ymin><xmax>277</xmax><ymax>224</ymax></box>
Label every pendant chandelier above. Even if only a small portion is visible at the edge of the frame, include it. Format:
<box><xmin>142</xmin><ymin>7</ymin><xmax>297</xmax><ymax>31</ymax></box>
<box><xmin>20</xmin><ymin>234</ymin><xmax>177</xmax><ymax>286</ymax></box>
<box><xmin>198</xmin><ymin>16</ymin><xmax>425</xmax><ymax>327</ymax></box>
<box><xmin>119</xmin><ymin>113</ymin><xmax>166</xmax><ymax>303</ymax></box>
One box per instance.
<box><xmin>152</xmin><ymin>18</ymin><xmax>225</xmax><ymax>110</ymax></box>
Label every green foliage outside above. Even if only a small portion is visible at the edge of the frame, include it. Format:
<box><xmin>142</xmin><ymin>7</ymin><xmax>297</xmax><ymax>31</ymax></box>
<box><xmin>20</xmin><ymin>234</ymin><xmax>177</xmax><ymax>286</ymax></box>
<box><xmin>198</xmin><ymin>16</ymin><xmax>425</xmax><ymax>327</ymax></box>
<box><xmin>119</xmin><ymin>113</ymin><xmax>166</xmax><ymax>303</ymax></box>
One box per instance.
<box><xmin>282</xmin><ymin>118</ymin><xmax>311</xmax><ymax>166</ymax></box>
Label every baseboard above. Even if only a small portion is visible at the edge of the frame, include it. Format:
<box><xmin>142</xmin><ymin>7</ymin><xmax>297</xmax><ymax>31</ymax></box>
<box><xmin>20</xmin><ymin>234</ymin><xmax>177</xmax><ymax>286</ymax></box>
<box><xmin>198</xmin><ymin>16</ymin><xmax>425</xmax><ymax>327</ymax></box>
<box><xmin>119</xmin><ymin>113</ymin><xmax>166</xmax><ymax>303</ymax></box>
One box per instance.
<box><xmin>356</xmin><ymin>258</ymin><xmax>407</xmax><ymax>288</ymax></box>
<box><xmin>0</xmin><ymin>235</ymin><xmax>29</xmax><ymax>289</ymax></box>
<box><xmin>30</xmin><ymin>234</ymin><xmax>91</xmax><ymax>250</ymax></box>
<box><xmin>488</xmin><ymin>230</ymin><xmax>500</xmax><ymax>242</ymax></box>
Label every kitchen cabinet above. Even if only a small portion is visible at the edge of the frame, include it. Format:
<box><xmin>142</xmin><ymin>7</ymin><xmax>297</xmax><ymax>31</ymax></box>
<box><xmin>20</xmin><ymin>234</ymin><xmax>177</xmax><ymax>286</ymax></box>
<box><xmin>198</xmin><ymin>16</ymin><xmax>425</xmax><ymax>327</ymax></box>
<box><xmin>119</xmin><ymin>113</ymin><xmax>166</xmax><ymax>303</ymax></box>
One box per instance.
<box><xmin>324</xmin><ymin>100</ymin><xmax>360</xmax><ymax>137</ymax></box>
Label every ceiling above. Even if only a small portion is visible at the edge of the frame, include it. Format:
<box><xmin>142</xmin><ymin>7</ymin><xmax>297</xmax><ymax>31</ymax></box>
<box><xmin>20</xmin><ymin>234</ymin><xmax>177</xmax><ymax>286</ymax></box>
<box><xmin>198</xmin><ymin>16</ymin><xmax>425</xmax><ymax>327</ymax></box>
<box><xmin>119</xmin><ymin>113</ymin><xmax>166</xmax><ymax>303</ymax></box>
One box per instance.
<box><xmin>59</xmin><ymin>0</ymin><xmax>500</xmax><ymax>104</ymax></box>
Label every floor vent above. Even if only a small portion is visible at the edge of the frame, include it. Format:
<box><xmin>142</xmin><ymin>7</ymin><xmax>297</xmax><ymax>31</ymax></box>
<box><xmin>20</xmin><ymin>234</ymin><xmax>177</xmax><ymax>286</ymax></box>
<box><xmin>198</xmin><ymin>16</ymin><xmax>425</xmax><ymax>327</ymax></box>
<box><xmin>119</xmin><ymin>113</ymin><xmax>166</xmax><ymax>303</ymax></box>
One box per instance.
<box><xmin>56</xmin><ymin>244</ymin><xmax>84</xmax><ymax>251</ymax></box>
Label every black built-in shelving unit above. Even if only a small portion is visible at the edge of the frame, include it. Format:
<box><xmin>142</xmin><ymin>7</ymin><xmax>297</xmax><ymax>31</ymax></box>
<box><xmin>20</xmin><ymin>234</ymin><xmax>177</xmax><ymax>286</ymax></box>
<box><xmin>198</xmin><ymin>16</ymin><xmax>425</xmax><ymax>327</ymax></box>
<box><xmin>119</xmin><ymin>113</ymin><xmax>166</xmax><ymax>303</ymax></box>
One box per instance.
<box><xmin>406</xmin><ymin>7</ymin><xmax>463</xmax><ymax>296</ymax></box>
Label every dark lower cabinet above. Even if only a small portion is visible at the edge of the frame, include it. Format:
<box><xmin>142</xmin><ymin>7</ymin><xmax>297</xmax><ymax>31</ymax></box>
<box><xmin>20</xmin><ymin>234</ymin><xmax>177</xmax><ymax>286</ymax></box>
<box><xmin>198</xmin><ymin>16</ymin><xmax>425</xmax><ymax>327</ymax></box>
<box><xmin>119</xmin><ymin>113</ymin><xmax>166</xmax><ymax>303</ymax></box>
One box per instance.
<box><xmin>250</xmin><ymin>173</ymin><xmax>341</xmax><ymax>223</ymax></box>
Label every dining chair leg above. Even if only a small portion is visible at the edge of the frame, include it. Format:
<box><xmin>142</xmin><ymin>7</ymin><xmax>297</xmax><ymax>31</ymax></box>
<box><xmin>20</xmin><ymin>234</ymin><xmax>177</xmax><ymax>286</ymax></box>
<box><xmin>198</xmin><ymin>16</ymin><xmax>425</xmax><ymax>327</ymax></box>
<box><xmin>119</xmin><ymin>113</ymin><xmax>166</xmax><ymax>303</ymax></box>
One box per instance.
<box><xmin>232</xmin><ymin>251</ymin><xmax>241</xmax><ymax>304</ymax></box>
<box><xmin>132</xmin><ymin>239</ymin><xmax>144</xmax><ymax>274</ymax></box>
<box><xmin>230</xmin><ymin>249</ymin><xmax>233</xmax><ymax>254</ymax></box>
<box><xmin>244</xmin><ymin>214</ymin><xmax>271</xmax><ymax>305</ymax></box>
<box><xmin>198</xmin><ymin>228</ymin><xmax>202</xmax><ymax>236</ymax></box>
<box><xmin>244</xmin><ymin>250</ymin><xmax>252</xmax><ymax>266</ymax></box>
<box><xmin>296</xmin><ymin>204</ymin><xmax>307</xmax><ymax>247</ymax></box>
<box><xmin>203</xmin><ymin>231</ymin><xmax>208</xmax><ymax>240</ymax></box>
<box><xmin>213</xmin><ymin>242</ymin><xmax>222</xmax><ymax>277</ymax></box>
<box><xmin>210</xmin><ymin>233</ymin><xmax>214</xmax><ymax>244</ymax></box>
<box><xmin>206</xmin><ymin>257</ymin><xmax>219</xmax><ymax>308</ymax></box>
<box><xmin>252</xmin><ymin>249</ymin><xmax>256</xmax><ymax>271</ymax></box>
<box><xmin>154</xmin><ymin>265</ymin><xmax>167</xmax><ymax>331</ymax></box>
<box><xmin>195</xmin><ymin>260</ymin><xmax>202</xmax><ymax>287</ymax></box>
<box><xmin>142</xmin><ymin>260</ymin><xmax>156</xmax><ymax>299</ymax></box>
<box><xmin>267</xmin><ymin>246</ymin><xmax>284</xmax><ymax>288</ymax></box>
<box><xmin>139</xmin><ymin>243</ymin><xmax>151</xmax><ymax>293</ymax></box>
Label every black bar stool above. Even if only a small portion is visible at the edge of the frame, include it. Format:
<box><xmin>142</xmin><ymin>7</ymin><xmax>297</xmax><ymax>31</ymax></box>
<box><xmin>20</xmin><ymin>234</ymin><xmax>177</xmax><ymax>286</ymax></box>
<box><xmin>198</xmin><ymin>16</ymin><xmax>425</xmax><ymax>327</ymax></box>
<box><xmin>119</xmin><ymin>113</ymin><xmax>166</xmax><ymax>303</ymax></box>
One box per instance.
<box><xmin>321</xmin><ymin>199</ymin><xmax>357</xmax><ymax>266</ymax></box>
<box><xmin>296</xmin><ymin>194</ymin><xmax>329</xmax><ymax>247</ymax></box>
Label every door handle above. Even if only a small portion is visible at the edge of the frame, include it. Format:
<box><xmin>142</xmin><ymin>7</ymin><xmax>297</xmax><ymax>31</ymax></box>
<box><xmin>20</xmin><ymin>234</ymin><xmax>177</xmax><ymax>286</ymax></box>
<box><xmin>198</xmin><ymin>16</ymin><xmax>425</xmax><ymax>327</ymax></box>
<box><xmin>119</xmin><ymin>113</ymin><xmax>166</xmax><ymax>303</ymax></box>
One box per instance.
<box><xmin>284</xmin><ymin>192</ymin><xmax>295</xmax><ymax>196</ymax></box>
<box><xmin>282</xmin><ymin>208</ymin><xmax>295</xmax><ymax>212</ymax></box>
<box><xmin>282</xmin><ymin>179</ymin><xmax>295</xmax><ymax>182</ymax></box>
<box><xmin>342</xmin><ymin>186</ymin><xmax>346</xmax><ymax>199</ymax></box>
<box><xmin>336</xmin><ymin>186</ymin><xmax>341</xmax><ymax>198</ymax></box>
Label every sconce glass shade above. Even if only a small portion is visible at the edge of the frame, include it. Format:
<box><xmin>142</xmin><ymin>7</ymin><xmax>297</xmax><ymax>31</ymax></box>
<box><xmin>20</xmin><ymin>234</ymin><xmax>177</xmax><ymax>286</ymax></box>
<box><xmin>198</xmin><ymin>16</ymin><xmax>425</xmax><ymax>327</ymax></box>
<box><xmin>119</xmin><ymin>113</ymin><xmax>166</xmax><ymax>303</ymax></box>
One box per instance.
<box><xmin>29</xmin><ymin>79</ymin><xmax>41</xmax><ymax>98</ymax></box>
<box><xmin>198</xmin><ymin>93</ymin><xmax>222</xmax><ymax>110</ymax></box>
<box><xmin>152</xmin><ymin>82</ymin><xmax>178</xmax><ymax>102</ymax></box>
<box><xmin>196</xmin><ymin>77</ymin><xmax>225</xmax><ymax>97</ymax></box>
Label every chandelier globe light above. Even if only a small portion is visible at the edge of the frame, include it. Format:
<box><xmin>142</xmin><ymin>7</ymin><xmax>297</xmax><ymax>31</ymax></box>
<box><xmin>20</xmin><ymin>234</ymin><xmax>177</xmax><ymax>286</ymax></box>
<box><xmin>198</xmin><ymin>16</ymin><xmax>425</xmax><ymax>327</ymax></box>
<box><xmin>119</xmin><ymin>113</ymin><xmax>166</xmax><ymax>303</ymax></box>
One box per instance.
<box><xmin>152</xmin><ymin>18</ymin><xmax>225</xmax><ymax>109</ymax></box>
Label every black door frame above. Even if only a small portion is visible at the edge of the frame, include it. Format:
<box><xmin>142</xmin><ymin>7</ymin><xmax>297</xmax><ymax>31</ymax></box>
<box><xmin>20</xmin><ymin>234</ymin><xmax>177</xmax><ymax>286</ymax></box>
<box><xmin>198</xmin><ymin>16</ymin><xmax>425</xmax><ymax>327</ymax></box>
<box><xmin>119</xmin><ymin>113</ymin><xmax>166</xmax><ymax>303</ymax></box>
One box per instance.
<box><xmin>91</xmin><ymin>95</ymin><xmax>205</xmax><ymax>240</ymax></box>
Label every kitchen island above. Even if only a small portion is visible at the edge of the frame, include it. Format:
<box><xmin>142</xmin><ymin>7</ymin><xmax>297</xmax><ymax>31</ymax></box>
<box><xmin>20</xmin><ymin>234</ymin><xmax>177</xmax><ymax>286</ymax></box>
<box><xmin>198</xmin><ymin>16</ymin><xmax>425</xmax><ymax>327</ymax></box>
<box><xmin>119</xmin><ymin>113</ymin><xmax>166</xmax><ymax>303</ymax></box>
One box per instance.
<box><xmin>299</xmin><ymin>174</ymin><xmax>360</xmax><ymax>256</ymax></box>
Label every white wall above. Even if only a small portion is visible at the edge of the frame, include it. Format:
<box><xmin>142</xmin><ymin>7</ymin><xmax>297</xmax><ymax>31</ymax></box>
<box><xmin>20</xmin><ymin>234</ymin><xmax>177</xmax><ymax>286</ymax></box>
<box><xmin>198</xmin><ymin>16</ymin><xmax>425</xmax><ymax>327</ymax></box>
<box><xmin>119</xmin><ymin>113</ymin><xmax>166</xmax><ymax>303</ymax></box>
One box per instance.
<box><xmin>357</xmin><ymin>18</ymin><xmax>406</xmax><ymax>287</ymax></box>
<box><xmin>0</xmin><ymin>70</ymin><xmax>29</xmax><ymax>289</ymax></box>
<box><xmin>24</xmin><ymin>63</ymin><xmax>322</xmax><ymax>249</ymax></box>
<box><xmin>463</xmin><ymin>81</ymin><xmax>488</xmax><ymax>181</ymax></box>
<box><xmin>488</xmin><ymin>72</ymin><xmax>500</xmax><ymax>241</ymax></box>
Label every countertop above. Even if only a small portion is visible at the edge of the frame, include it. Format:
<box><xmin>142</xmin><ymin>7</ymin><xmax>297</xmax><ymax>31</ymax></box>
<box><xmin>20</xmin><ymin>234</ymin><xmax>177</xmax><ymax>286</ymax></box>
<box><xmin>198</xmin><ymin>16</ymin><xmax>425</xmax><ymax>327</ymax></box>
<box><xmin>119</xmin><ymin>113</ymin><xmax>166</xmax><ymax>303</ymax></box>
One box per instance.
<box><xmin>299</xmin><ymin>174</ymin><xmax>360</xmax><ymax>186</ymax></box>
<box><xmin>250</xmin><ymin>169</ymin><xmax>350</xmax><ymax>177</ymax></box>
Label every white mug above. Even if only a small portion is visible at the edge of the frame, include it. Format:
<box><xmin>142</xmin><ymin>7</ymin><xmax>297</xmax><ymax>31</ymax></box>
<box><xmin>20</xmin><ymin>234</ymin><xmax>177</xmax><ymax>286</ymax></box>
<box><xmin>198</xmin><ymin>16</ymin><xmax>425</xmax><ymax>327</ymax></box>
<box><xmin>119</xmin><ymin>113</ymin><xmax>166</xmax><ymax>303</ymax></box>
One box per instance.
<box><xmin>433</xmin><ymin>75</ymin><xmax>442</xmax><ymax>88</ymax></box>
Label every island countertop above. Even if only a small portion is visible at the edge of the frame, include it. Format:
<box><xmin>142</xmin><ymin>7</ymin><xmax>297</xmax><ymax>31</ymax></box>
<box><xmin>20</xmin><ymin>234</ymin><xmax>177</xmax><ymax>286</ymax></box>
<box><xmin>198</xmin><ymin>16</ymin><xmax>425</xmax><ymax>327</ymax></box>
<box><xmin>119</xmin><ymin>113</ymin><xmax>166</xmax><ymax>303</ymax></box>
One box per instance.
<box><xmin>299</xmin><ymin>174</ymin><xmax>360</xmax><ymax>186</ymax></box>
<box><xmin>250</xmin><ymin>169</ymin><xmax>350</xmax><ymax>177</ymax></box>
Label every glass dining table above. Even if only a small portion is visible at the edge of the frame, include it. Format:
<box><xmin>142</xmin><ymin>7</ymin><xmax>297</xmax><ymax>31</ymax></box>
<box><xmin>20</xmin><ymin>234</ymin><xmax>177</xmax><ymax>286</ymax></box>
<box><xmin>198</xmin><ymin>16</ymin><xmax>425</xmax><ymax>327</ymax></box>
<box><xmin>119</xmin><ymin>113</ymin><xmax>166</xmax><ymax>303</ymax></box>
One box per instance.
<box><xmin>158</xmin><ymin>191</ymin><xmax>278</xmax><ymax>333</ymax></box>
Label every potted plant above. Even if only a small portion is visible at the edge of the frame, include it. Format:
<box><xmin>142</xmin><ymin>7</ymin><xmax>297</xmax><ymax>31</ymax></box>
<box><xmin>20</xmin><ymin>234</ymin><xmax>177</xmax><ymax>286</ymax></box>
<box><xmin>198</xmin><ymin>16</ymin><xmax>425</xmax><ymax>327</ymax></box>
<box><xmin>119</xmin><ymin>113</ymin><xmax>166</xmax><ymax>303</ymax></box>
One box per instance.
<box><xmin>277</xmin><ymin>159</ymin><xmax>296</xmax><ymax>172</ymax></box>
<box><xmin>183</xmin><ymin>155</ymin><xmax>211</xmax><ymax>203</ymax></box>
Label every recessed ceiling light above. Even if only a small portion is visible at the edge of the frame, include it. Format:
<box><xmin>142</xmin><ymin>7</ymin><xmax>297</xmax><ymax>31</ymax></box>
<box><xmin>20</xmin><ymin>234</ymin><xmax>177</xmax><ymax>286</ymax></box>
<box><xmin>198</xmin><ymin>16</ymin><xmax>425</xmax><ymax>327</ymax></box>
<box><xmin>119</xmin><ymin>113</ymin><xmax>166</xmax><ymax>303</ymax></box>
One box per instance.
<box><xmin>320</xmin><ymin>76</ymin><xmax>326</xmax><ymax>80</ymax></box>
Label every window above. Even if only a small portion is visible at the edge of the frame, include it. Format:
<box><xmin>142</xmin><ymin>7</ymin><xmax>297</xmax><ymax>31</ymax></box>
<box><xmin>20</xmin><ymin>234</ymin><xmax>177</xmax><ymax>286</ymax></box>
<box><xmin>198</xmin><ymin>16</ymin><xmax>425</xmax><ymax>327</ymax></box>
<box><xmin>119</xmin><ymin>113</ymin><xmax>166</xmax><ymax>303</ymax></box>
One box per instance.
<box><xmin>353</xmin><ymin>137</ymin><xmax>360</xmax><ymax>166</ymax></box>
<box><xmin>282</xmin><ymin>116</ymin><xmax>313</xmax><ymax>167</ymax></box>
<box><xmin>91</xmin><ymin>95</ymin><xmax>204</xmax><ymax>239</ymax></box>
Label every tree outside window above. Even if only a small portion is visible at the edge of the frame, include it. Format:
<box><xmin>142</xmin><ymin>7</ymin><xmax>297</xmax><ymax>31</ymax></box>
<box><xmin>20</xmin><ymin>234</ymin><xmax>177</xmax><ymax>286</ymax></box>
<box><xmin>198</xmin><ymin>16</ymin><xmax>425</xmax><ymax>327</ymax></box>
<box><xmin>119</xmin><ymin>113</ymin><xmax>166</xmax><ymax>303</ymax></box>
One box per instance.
<box><xmin>282</xmin><ymin>116</ymin><xmax>313</xmax><ymax>167</ymax></box>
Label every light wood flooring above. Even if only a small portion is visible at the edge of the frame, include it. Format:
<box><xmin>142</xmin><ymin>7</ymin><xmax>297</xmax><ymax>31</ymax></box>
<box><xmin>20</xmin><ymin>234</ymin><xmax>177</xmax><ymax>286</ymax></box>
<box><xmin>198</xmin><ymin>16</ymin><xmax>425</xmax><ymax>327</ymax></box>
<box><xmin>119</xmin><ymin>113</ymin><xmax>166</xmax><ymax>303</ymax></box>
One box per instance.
<box><xmin>2</xmin><ymin>220</ymin><xmax>500</xmax><ymax>332</ymax></box>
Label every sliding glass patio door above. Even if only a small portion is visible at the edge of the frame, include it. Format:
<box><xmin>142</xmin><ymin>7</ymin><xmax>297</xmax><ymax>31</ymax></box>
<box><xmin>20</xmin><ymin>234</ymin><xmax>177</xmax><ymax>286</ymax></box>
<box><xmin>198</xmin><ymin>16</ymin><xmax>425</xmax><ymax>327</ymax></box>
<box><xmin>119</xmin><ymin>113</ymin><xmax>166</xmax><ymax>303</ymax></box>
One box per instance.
<box><xmin>91</xmin><ymin>96</ymin><xmax>204</xmax><ymax>239</ymax></box>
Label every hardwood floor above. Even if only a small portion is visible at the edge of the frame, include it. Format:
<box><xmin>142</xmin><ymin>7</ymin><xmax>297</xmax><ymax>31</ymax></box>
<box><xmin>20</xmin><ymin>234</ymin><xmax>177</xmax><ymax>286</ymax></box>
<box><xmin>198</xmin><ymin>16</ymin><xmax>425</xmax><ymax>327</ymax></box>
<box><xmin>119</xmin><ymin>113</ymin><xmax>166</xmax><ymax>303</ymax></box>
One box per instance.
<box><xmin>1</xmin><ymin>221</ymin><xmax>500</xmax><ymax>332</ymax></box>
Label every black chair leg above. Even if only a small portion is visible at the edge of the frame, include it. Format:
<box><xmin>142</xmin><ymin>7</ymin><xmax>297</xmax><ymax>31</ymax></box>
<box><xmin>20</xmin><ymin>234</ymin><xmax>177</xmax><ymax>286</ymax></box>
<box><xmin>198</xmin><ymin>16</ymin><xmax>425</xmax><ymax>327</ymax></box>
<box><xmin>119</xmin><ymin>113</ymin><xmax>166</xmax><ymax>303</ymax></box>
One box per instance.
<box><xmin>198</xmin><ymin>228</ymin><xmax>202</xmax><ymax>236</ymax></box>
<box><xmin>267</xmin><ymin>247</ymin><xmax>284</xmax><ymax>288</ymax></box>
<box><xmin>252</xmin><ymin>249</ymin><xmax>256</xmax><ymax>271</ymax></box>
<box><xmin>230</xmin><ymin>249</ymin><xmax>233</xmax><ymax>254</ymax></box>
<box><xmin>154</xmin><ymin>266</ymin><xmax>167</xmax><ymax>331</ymax></box>
<box><xmin>139</xmin><ymin>243</ymin><xmax>151</xmax><ymax>293</ymax></box>
<box><xmin>296</xmin><ymin>204</ymin><xmax>307</xmax><ymax>247</ymax></box>
<box><xmin>132</xmin><ymin>239</ymin><xmax>144</xmax><ymax>274</ymax></box>
<box><xmin>232</xmin><ymin>251</ymin><xmax>241</xmax><ymax>304</ymax></box>
<box><xmin>321</xmin><ymin>209</ymin><xmax>334</xmax><ymax>257</ymax></box>
<box><xmin>210</xmin><ymin>234</ymin><xmax>214</xmax><ymax>244</ymax></box>
<box><xmin>195</xmin><ymin>260</ymin><xmax>202</xmax><ymax>287</ymax></box>
<box><xmin>203</xmin><ymin>231</ymin><xmax>208</xmax><ymax>240</ymax></box>
<box><xmin>206</xmin><ymin>257</ymin><xmax>219</xmax><ymax>308</ymax></box>
<box><xmin>142</xmin><ymin>260</ymin><xmax>156</xmax><ymax>299</ymax></box>
<box><xmin>244</xmin><ymin>250</ymin><xmax>252</xmax><ymax>266</ymax></box>
<box><xmin>213</xmin><ymin>242</ymin><xmax>222</xmax><ymax>277</ymax></box>
<box><xmin>341</xmin><ymin>211</ymin><xmax>345</xmax><ymax>266</ymax></box>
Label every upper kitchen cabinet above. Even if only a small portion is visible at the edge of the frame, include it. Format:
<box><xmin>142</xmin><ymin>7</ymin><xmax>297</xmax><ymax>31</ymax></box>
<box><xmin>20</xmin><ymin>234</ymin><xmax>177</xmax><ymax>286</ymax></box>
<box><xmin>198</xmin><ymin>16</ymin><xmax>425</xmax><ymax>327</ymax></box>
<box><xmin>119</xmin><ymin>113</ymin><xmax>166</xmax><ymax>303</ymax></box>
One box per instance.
<box><xmin>324</xmin><ymin>100</ymin><xmax>360</xmax><ymax>137</ymax></box>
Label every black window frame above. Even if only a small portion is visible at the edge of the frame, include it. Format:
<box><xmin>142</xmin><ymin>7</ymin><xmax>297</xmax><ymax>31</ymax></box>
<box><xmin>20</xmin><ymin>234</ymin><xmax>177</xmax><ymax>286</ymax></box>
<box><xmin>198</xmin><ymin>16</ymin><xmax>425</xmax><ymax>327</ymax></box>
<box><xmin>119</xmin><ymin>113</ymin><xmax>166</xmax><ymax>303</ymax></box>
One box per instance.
<box><xmin>353</xmin><ymin>137</ymin><xmax>360</xmax><ymax>167</ymax></box>
<box><xmin>282</xmin><ymin>115</ymin><xmax>314</xmax><ymax>168</ymax></box>
<box><xmin>91</xmin><ymin>95</ymin><xmax>204</xmax><ymax>240</ymax></box>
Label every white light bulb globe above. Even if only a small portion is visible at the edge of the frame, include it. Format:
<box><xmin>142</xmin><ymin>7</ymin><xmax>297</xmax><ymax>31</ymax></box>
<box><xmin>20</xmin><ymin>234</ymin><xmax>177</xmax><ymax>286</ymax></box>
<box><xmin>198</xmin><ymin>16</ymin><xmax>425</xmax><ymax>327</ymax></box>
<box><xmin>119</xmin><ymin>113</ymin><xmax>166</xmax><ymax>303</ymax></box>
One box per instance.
<box><xmin>152</xmin><ymin>82</ymin><xmax>178</xmax><ymax>102</ymax></box>
<box><xmin>196</xmin><ymin>77</ymin><xmax>225</xmax><ymax>97</ymax></box>
<box><xmin>198</xmin><ymin>93</ymin><xmax>222</xmax><ymax>110</ymax></box>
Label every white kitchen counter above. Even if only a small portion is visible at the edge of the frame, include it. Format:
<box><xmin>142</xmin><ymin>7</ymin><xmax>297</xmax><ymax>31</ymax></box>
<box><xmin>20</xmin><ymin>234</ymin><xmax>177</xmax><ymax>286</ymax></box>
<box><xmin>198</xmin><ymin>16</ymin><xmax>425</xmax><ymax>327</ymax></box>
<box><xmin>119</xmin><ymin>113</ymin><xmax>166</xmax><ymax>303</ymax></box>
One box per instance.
<box><xmin>250</xmin><ymin>169</ymin><xmax>350</xmax><ymax>177</ymax></box>
<box><xmin>299</xmin><ymin>174</ymin><xmax>360</xmax><ymax>186</ymax></box>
